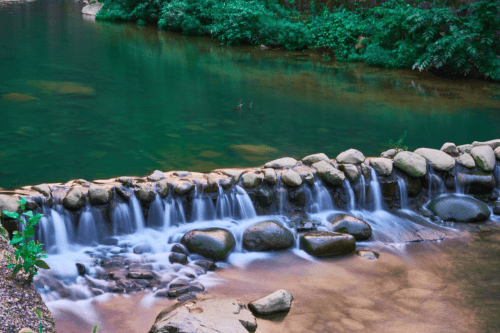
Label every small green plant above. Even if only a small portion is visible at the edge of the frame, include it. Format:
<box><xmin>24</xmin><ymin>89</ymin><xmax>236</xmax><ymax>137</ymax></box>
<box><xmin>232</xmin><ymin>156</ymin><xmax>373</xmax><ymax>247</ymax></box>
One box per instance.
<box><xmin>1</xmin><ymin>197</ymin><xmax>50</xmax><ymax>282</ymax></box>
<box><xmin>388</xmin><ymin>130</ymin><xmax>408</xmax><ymax>151</ymax></box>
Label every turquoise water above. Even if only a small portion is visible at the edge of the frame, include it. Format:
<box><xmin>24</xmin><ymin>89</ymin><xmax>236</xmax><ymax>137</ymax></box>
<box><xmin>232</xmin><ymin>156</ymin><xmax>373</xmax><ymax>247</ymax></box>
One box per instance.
<box><xmin>1</xmin><ymin>0</ymin><xmax>500</xmax><ymax>189</ymax></box>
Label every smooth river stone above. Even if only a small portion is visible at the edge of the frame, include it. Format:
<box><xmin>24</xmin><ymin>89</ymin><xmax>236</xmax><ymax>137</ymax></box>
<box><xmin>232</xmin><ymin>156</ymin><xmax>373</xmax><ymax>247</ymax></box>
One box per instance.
<box><xmin>263</xmin><ymin>168</ymin><xmax>277</xmax><ymax>184</ymax></box>
<box><xmin>312</xmin><ymin>160</ymin><xmax>345</xmax><ymax>186</ymax></box>
<box><xmin>264</xmin><ymin>157</ymin><xmax>298</xmax><ymax>169</ymax></box>
<box><xmin>458</xmin><ymin>153</ymin><xmax>476</xmax><ymax>168</ymax></box>
<box><xmin>242</xmin><ymin>221</ymin><xmax>294</xmax><ymax>251</ymax></box>
<box><xmin>301</xmin><ymin>153</ymin><xmax>330</xmax><ymax>165</ymax></box>
<box><xmin>248</xmin><ymin>289</ymin><xmax>293</xmax><ymax>315</ymax></box>
<box><xmin>181</xmin><ymin>228</ymin><xmax>236</xmax><ymax>261</ymax></box>
<box><xmin>300</xmin><ymin>231</ymin><xmax>355</xmax><ymax>256</ymax></box>
<box><xmin>470</xmin><ymin>145</ymin><xmax>496</xmax><ymax>171</ymax></box>
<box><xmin>427</xmin><ymin>194</ymin><xmax>490</xmax><ymax>222</ymax></box>
<box><xmin>242</xmin><ymin>173</ymin><xmax>263</xmax><ymax>188</ymax></box>
<box><xmin>336</xmin><ymin>149</ymin><xmax>365</xmax><ymax>164</ymax></box>
<box><xmin>414</xmin><ymin>148</ymin><xmax>455</xmax><ymax>171</ymax></box>
<box><xmin>394</xmin><ymin>151</ymin><xmax>427</xmax><ymax>177</ymax></box>
<box><xmin>281</xmin><ymin>169</ymin><xmax>302</xmax><ymax>187</ymax></box>
<box><xmin>440</xmin><ymin>142</ymin><xmax>459</xmax><ymax>157</ymax></box>
<box><xmin>369</xmin><ymin>157</ymin><xmax>393</xmax><ymax>176</ymax></box>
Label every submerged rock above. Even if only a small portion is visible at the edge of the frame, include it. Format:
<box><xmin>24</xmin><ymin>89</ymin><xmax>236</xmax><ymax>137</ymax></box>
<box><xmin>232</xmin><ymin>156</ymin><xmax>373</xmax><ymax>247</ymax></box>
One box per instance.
<box><xmin>264</xmin><ymin>157</ymin><xmax>297</xmax><ymax>169</ymax></box>
<box><xmin>312</xmin><ymin>161</ymin><xmax>345</xmax><ymax>186</ymax></box>
<box><xmin>414</xmin><ymin>148</ymin><xmax>455</xmax><ymax>171</ymax></box>
<box><xmin>327</xmin><ymin>214</ymin><xmax>372</xmax><ymax>241</ymax></box>
<box><xmin>336</xmin><ymin>149</ymin><xmax>365</xmax><ymax>164</ymax></box>
<box><xmin>300</xmin><ymin>231</ymin><xmax>355</xmax><ymax>256</ymax></box>
<box><xmin>148</xmin><ymin>298</ymin><xmax>256</xmax><ymax>333</ymax></box>
<box><xmin>2</xmin><ymin>93</ymin><xmax>38</xmax><ymax>102</ymax></box>
<box><xmin>427</xmin><ymin>195</ymin><xmax>490</xmax><ymax>222</ymax></box>
<box><xmin>256</xmin><ymin>188</ymin><xmax>273</xmax><ymax>206</ymax></box>
<box><xmin>356</xmin><ymin>250</ymin><xmax>379</xmax><ymax>261</ymax></box>
<box><xmin>394</xmin><ymin>151</ymin><xmax>427</xmax><ymax>177</ymax></box>
<box><xmin>248</xmin><ymin>289</ymin><xmax>293</xmax><ymax>316</ymax></box>
<box><xmin>242</xmin><ymin>221</ymin><xmax>294</xmax><ymax>252</ymax></box>
<box><xmin>471</xmin><ymin>145</ymin><xmax>496</xmax><ymax>172</ymax></box>
<box><xmin>181</xmin><ymin>228</ymin><xmax>236</xmax><ymax>261</ymax></box>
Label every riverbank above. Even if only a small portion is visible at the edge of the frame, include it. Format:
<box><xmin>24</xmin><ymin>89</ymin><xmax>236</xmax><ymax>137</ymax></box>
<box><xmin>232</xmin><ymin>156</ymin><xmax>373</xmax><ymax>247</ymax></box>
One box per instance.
<box><xmin>94</xmin><ymin>0</ymin><xmax>500</xmax><ymax>81</ymax></box>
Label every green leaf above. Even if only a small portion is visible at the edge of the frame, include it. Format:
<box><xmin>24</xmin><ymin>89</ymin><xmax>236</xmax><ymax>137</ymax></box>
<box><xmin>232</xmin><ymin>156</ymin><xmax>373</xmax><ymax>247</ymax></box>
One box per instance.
<box><xmin>24</xmin><ymin>228</ymin><xmax>35</xmax><ymax>238</ymax></box>
<box><xmin>12</xmin><ymin>265</ymin><xmax>22</xmax><ymax>276</ymax></box>
<box><xmin>34</xmin><ymin>259</ymin><xmax>50</xmax><ymax>270</ymax></box>
<box><xmin>7</xmin><ymin>264</ymin><xmax>15</xmax><ymax>269</ymax></box>
<box><xmin>92</xmin><ymin>324</ymin><xmax>99</xmax><ymax>333</ymax></box>
<box><xmin>23</xmin><ymin>211</ymin><xmax>34</xmax><ymax>218</ymax></box>
<box><xmin>2</xmin><ymin>211</ymin><xmax>19</xmax><ymax>219</ymax></box>
<box><xmin>10</xmin><ymin>234</ymin><xmax>24</xmax><ymax>245</ymax></box>
<box><xmin>33</xmin><ymin>307</ymin><xmax>43</xmax><ymax>319</ymax></box>
<box><xmin>29</xmin><ymin>214</ymin><xmax>43</xmax><ymax>226</ymax></box>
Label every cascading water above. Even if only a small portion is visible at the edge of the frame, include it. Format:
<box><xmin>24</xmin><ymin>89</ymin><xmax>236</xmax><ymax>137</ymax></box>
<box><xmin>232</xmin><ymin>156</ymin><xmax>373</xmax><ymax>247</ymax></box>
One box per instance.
<box><xmin>369</xmin><ymin>168</ymin><xmax>383</xmax><ymax>211</ymax></box>
<box><xmin>342</xmin><ymin>179</ymin><xmax>356</xmax><ymax>211</ymax></box>
<box><xmin>148</xmin><ymin>194</ymin><xmax>165</xmax><ymax>228</ymax></box>
<box><xmin>76</xmin><ymin>205</ymin><xmax>99</xmax><ymax>245</ymax></box>
<box><xmin>397</xmin><ymin>177</ymin><xmax>409</xmax><ymax>209</ymax></box>
<box><xmin>427</xmin><ymin>166</ymin><xmax>445</xmax><ymax>198</ymax></box>
<box><xmin>163</xmin><ymin>194</ymin><xmax>186</xmax><ymax>228</ymax></box>
<box><xmin>494</xmin><ymin>165</ymin><xmax>500</xmax><ymax>194</ymax></box>
<box><xmin>130</xmin><ymin>195</ymin><xmax>145</xmax><ymax>232</ymax></box>
<box><xmin>112</xmin><ymin>202</ymin><xmax>134</xmax><ymax>235</ymax></box>
<box><xmin>358</xmin><ymin>174</ymin><xmax>366</xmax><ymax>209</ymax></box>
<box><xmin>275</xmin><ymin>175</ymin><xmax>287</xmax><ymax>215</ymax></box>
<box><xmin>232</xmin><ymin>185</ymin><xmax>257</xmax><ymax>220</ymax></box>
<box><xmin>305</xmin><ymin>178</ymin><xmax>335</xmax><ymax>213</ymax></box>
<box><xmin>215</xmin><ymin>186</ymin><xmax>233</xmax><ymax>219</ymax></box>
<box><xmin>190</xmin><ymin>185</ymin><xmax>216</xmax><ymax>222</ymax></box>
<box><xmin>38</xmin><ymin>207</ymin><xmax>73</xmax><ymax>254</ymax></box>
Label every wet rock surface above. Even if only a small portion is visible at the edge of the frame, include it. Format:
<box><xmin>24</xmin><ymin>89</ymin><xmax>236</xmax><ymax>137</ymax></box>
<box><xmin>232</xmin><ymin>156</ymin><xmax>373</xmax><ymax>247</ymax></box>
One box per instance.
<box><xmin>242</xmin><ymin>221</ymin><xmax>294</xmax><ymax>252</ymax></box>
<box><xmin>428</xmin><ymin>195</ymin><xmax>491</xmax><ymax>222</ymax></box>
<box><xmin>327</xmin><ymin>214</ymin><xmax>372</xmax><ymax>241</ymax></box>
<box><xmin>394</xmin><ymin>151</ymin><xmax>427</xmax><ymax>177</ymax></box>
<box><xmin>248</xmin><ymin>289</ymin><xmax>293</xmax><ymax>316</ymax></box>
<box><xmin>181</xmin><ymin>228</ymin><xmax>236</xmax><ymax>261</ymax></box>
<box><xmin>300</xmin><ymin>231</ymin><xmax>356</xmax><ymax>256</ymax></box>
<box><xmin>471</xmin><ymin>145</ymin><xmax>496</xmax><ymax>172</ymax></box>
<box><xmin>312</xmin><ymin>160</ymin><xmax>345</xmax><ymax>185</ymax></box>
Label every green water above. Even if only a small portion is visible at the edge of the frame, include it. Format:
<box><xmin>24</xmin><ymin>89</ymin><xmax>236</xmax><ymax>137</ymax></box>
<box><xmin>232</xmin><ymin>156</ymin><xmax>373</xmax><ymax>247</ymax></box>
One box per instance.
<box><xmin>1</xmin><ymin>0</ymin><xmax>500</xmax><ymax>189</ymax></box>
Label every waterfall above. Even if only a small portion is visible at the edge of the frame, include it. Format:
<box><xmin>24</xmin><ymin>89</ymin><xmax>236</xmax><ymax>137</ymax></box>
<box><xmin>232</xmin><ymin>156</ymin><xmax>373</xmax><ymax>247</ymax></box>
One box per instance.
<box><xmin>397</xmin><ymin>177</ymin><xmax>408</xmax><ymax>209</ymax></box>
<box><xmin>38</xmin><ymin>208</ymin><xmax>72</xmax><ymax>254</ymax></box>
<box><xmin>276</xmin><ymin>175</ymin><xmax>287</xmax><ymax>216</ymax></box>
<box><xmin>190</xmin><ymin>186</ymin><xmax>216</xmax><ymax>222</ymax></box>
<box><xmin>148</xmin><ymin>194</ymin><xmax>165</xmax><ymax>228</ymax></box>
<box><xmin>163</xmin><ymin>194</ymin><xmax>186</xmax><ymax>228</ymax></box>
<box><xmin>455</xmin><ymin>174</ymin><xmax>465</xmax><ymax>195</ymax></box>
<box><xmin>305</xmin><ymin>179</ymin><xmax>334</xmax><ymax>213</ymax></box>
<box><xmin>130</xmin><ymin>195</ymin><xmax>145</xmax><ymax>232</ymax></box>
<box><xmin>343</xmin><ymin>180</ymin><xmax>356</xmax><ymax>211</ymax></box>
<box><xmin>215</xmin><ymin>186</ymin><xmax>233</xmax><ymax>219</ymax></box>
<box><xmin>232</xmin><ymin>185</ymin><xmax>257</xmax><ymax>220</ymax></box>
<box><xmin>112</xmin><ymin>203</ymin><xmax>134</xmax><ymax>235</ymax></box>
<box><xmin>358</xmin><ymin>174</ymin><xmax>366</xmax><ymax>209</ymax></box>
<box><xmin>76</xmin><ymin>206</ymin><xmax>98</xmax><ymax>245</ymax></box>
<box><xmin>428</xmin><ymin>166</ymin><xmax>444</xmax><ymax>198</ymax></box>
<box><xmin>494</xmin><ymin>165</ymin><xmax>500</xmax><ymax>194</ymax></box>
<box><xmin>369</xmin><ymin>168</ymin><xmax>383</xmax><ymax>211</ymax></box>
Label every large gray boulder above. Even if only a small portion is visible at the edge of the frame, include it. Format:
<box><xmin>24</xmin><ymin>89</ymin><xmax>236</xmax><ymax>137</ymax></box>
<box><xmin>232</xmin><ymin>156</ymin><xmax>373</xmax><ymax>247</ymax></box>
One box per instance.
<box><xmin>302</xmin><ymin>153</ymin><xmax>330</xmax><ymax>165</ymax></box>
<box><xmin>427</xmin><ymin>195</ymin><xmax>490</xmax><ymax>222</ymax></box>
<box><xmin>336</xmin><ymin>149</ymin><xmax>365</xmax><ymax>164</ymax></box>
<box><xmin>457</xmin><ymin>144</ymin><xmax>473</xmax><ymax>154</ymax></box>
<box><xmin>327</xmin><ymin>214</ymin><xmax>372</xmax><ymax>241</ymax></box>
<box><xmin>157</xmin><ymin>180</ymin><xmax>170</xmax><ymax>197</ymax></box>
<box><xmin>0</xmin><ymin>195</ymin><xmax>20</xmax><ymax>214</ymax></box>
<box><xmin>394</xmin><ymin>151</ymin><xmax>427</xmax><ymax>177</ymax></box>
<box><xmin>88</xmin><ymin>185</ymin><xmax>113</xmax><ymax>205</ymax></box>
<box><xmin>414</xmin><ymin>148</ymin><xmax>455</xmax><ymax>171</ymax></box>
<box><xmin>62</xmin><ymin>188</ymin><xmax>86</xmax><ymax>210</ymax></box>
<box><xmin>149</xmin><ymin>298</ymin><xmax>257</xmax><ymax>333</ymax></box>
<box><xmin>248</xmin><ymin>290</ymin><xmax>293</xmax><ymax>316</ymax></box>
<box><xmin>174</xmin><ymin>181</ymin><xmax>195</xmax><ymax>195</ymax></box>
<box><xmin>136</xmin><ymin>184</ymin><xmax>156</xmax><ymax>202</ymax></box>
<box><xmin>440</xmin><ymin>142</ymin><xmax>459</xmax><ymax>157</ymax></box>
<box><xmin>242</xmin><ymin>221</ymin><xmax>294</xmax><ymax>252</ymax></box>
<box><xmin>458</xmin><ymin>153</ymin><xmax>476</xmax><ymax>168</ymax></box>
<box><xmin>181</xmin><ymin>228</ymin><xmax>236</xmax><ymax>261</ymax></box>
<box><xmin>264</xmin><ymin>157</ymin><xmax>297</xmax><ymax>169</ymax></box>
<box><xmin>369</xmin><ymin>158</ymin><xmax>393</xmax><ymax>176</ymax></box>
<box><xmin>312</xmin><ymin>161</ymin><xmax>345</xmax><ymax>186</ymax></box>
<box><xmin>338</xmin><ymin>164</ymin><xmax>359</xmax><ymax>182</ymax></box>
<box><xmin>300</xmin><ymin>231</ymin><xmax>355</xmax><ymax>256</ymax></box>
<box><xmin>470</xmin><ymin>145</ymin><xmax>496</xmax><ymax>171</ymax></box>
<box><xmin>32</xmin><ymin>184</ymin><xmax>51</xmax><ymax>199</ymax></box>
<box><xmin>281</xmin><ymin>170</ymin><xmax>302</xmax><ymax>187</ymax></box>
<box><xmin>242</xmin><ymin>173</ymin><xmax>262</xmax><ymax>188</ymax></box>
<box><xmin>263</xmin><ymin>168</ymin><xmax>277</xmax><ymax>185</ymax></box>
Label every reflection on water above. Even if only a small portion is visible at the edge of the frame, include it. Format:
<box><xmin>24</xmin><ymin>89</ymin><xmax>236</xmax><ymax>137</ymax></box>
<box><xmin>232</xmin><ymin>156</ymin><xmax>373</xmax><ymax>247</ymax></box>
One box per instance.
<box><xmin>0</xmin><ymin>0</ymin><xmax>500</xmax><ymax>189</ymax></box>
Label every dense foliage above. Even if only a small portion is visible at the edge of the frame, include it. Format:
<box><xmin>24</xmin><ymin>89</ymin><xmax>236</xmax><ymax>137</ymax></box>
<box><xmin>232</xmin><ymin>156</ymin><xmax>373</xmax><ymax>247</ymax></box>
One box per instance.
<box><xmin>96</xmin><ymin>0</ymin><xmax>500</xmax><ymax>80</ymax></box>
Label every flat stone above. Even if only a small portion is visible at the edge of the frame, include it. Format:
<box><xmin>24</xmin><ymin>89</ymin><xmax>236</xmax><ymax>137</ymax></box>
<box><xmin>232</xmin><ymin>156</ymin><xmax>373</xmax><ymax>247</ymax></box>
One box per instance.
<box><xmin>302</xmin><ymin>153</ymin><xmax>330</xmax><ymax>165</ymax></box>
<box><xmin>173</xmin><ymin>171</ymin><xmax>191</xmax><ymax>177</ymax></box>
<box><xmin>381</xmin><ymin>149</ymin><xmax>397</xmax><ymax>158</ymax></box>
<box><xmin>281</xmin><ymin>169</ymin><xmax>302</xmax><ymax>187</ymax></box>
<box><xmin>458</xmin><ymin>153</ymin><xmax>476</xmax><ymax>168</ymax></box>
<box><xmin>300</xmin><ymin>231</ymin><xmax>356</xmax><ymax>257</ymax></box>
<box><xmin>440</xmin><ymin>142</ymin><xmax>459</xmax><ymax>157</ymax></box>
<box><xmin>174</xmin><ymin>181</ymin><xmax>195</xmax><ymax>195</ymax></box>
<box><xmin>471</xmin><ymin>145</ymin><xmax>496</xmax><ymax>171</ymax></box>
<box><xmin>369</xmin><ymin>158</ymin><xmax>393</xmax><ymax>176</ymax></box>
<box><xmin>117</xmin><ymin>177</ymin><xmax>135</xmax><ymax>187</ymax></box>
<box><xmin>148</xmin><ymin>298</ymin><xmax>256</xmax><ymax>333</ymax></box>
<box><xmin>242</xmin><ymin>173</ymin><xmax>263</xmax><ymax>188</ymax></box>
<box><xmin>220</xmin><ymin>169</ymin><xmax>244</xmax><ymax>182</ymax></box>
<box><xmin>336</xmin><ymin>149</ymin><xmax>365</xmax><ymax>164</ymax></box>
<box><xmin>248</xmin><ymin>289</ymin><xmax>293</xmax><ymax>316</ymax></box>
<box><xmin>264</xmin><ymin>157</ymin><xmax>297</xmax><ymax>169</ymax></box>
<box><xmin>394</xmin><ymin>151</ymin><xmax>427</xmax><ymax>177</ymax></box>
<box><xmin>414</xmin><ymin>148</ymin><xmax>455</xmax><ymax>171</ymax></box>
<box><xmin>263</xmin><ymin>168</ymin><xmax>277</xmax><ymax>184</ymax></box>
<box><xmin>127</xmin><ymin>271</ymin><xmax>154</xmax><ymax>280</ymax></box>
<box><xmin>312</xmin><ymin>160</ymin><xmax>345</xmax><ymax>186</ymax></box>
<box><xmin>32</xmin><ymin>184</ymin><xmax>51</xmax><ymax>198</ymax></box>
<box><xmin>147</xmin><ymin>170</ymin><xmax>165</xmax><ymax>182</ymax></box>
<box><xmin>428</xmin><ymin>195</ymin><xmax>490</xmax><ymax>222</ymax></box>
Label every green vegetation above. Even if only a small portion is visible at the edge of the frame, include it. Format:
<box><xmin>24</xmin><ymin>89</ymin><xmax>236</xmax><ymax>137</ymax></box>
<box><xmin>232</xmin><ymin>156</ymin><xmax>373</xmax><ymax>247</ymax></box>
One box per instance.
<box><xmin>0</xmin><ymin>197</ymin><xmax>50</xmax><ymax>282</ymax></box>
<box><xmin>388</xmin><ymin>130</ymin><xmax>408</xmax><ymax>151</ymax></box>
<box><xmin>96</xmin><ymin>0</ymin><xmax>500</xmax><ymax>80</ymax></box>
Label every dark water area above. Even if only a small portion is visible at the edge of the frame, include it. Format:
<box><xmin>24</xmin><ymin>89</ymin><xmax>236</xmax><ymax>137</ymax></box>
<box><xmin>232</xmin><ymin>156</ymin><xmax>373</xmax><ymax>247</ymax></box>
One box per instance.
<box><xmin>0</xmin><ymin>0</ymin><xmax>499</xmax><ymax>189</ymax></box>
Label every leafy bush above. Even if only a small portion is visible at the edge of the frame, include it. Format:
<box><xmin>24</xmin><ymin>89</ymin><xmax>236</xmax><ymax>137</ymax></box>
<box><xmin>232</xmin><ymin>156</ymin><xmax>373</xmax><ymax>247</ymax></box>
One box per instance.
<box><xmin>1</xmin><ymin>197</ymin><xmax>50</xmax><ymax>282</ymax></box>
<box><xmin>388</xmin><ymin>130</ymin><xmax>408</xmax><ymax>151</ymax></box>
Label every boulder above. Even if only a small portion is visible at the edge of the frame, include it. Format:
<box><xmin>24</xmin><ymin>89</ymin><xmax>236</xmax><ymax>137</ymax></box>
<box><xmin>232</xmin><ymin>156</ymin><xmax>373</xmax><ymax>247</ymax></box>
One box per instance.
<box><xmin>127</xmin><ymin>271</ymin><xmax>154</xmax><ymax>280</ymax></box>
<box><xmin>369</xmin><ymin>158</ymin><xmax>393</xmax><ymax>176</ymax></box>
<box><xmin>495</xmin><ymin>147</ymin><xmax>500</xmax><ymax>160</ymax></box>
<box><xmin>157</xmin><ymin>180</ymin><xmax>170</xmax><ymax>197</ymax></box>
<box><xmin>457</xmin><ymin>144</ymin><xmax>473</xmax><ymax>154</ymax></box>
<box><xmin>312</xmin><ymin>161</ymin><xmax>345</xmax><ymax>186</ymax></box>
<box><xmin>0</xmin><ymin>195</ymin><xmax>20</xmax><ymax>213</ymax></box>
<box><xmin>242</xmin><ymin>173</ymin><xmax>262</xmax><ymax>188</ymax></box>
<box><xmin>181</xmin><ymin>228</ymin><xmax>236</xmax><ymax>261</ymax></box>
<box><xmin>472</xmin><ymin>139</ymin><xmax>500</xmax><ymax>150</ymax></box>
<box><xmin>281</xmin><ymin>170</ymin><xmax>302</xmax><ymax>187</ymax></box>
<box><xmin>458</xmin><ymin>153</ymin><xmax>476</xmax><ymax>168</ymax></box>
<box><xmin>302</xmin><ymin>153</ymin><xmax>330</xmax><ymax>165</ymax></box>
<box><xmin>88</xmin><ymin>185</ymin><xmax>112</xmax><ymax>205</ymax></box>
<box><xmin>440</xmin><ymin>142</ymin><xmax>459</xmax><ymax>157</ymax></box>
<box><xmin>300</xmin><ymin>231</ymin><xmax>356</xmax><ymax>256</ymax></box>
<box><xmin>174</xmin><ymin>181</ymin><xmax>195</xmax><ymax>195</ymax></box>
<box><xmin>242</xmin><ymin>221</ymin><xmax>294</xmax><ymax>252</ymax></box>
<box><xmin>32</xmin><ymin>184</ymin><xmax>51</xmax><ymax>198</ymax></box>
<box><xmin>414</xmin><ymin>148</ymin><xmax>455</xmax><ymax>171</ymax></box>
<box><xmin>491</xmin><ymin>202</ymin><xmax>500</xmax><ymax>215</ymax></box>
<box><xmin>148</xmin><ymin>170</ymin><xmax>165</xmax><ymax>182</ymax></box>
<box><xmin>171</xmin><ymin>243</ymin><xmax>189</xmax><ymax>255</ymax></box>
<box><xmin>336</xmin><ymin>149</ymin><xmax>365</xmax><ymax>164</ymax></box>
<box><xmin>264</xmin><ymin>157</ymin><xmax>297</xmax><ymax>169</ymax></box>
<box><xmin>203</xmin><ymin>176</ymin><xmax>219</xmax><ymax>193</ymax></box>
<box><xmin>256</xmin><ymin>188</ymin><xmax>273</xmax><ymax>206</ymax></box>
<box><xmin>148</xmin><ymin>298</ymin><xmax>256</xmax><ymax>333</ymax></box>
<box><xmin>338</xmin><ymin>164</ymin><xmax>359</xmax><ymax>182</ymax></box>
<box><xmin>263</xmin><ymin>168</ymin><xmax>277</xmax><ymax>185</ymax></box>
<box><xmin>456</xmin><ymin>172</ymin><xmax>496</xmax><ymax>194</ymax></box>
<box><xmin>220</xmin><ymin>169</ymin><xmax>244</xmax><ymax>182</ymax></box>
<box><xmin>82</xmin><ymin>3</ymin><xmax>103</xmax><ymax>16</ymax></box>
<box><xmin>117</xmin><ymin>177</ymin><xmax>135</xmax><ymax>187</ymax></box>
<box><xmin>380</xmin><ymin>149</ymin><xmax>397</xmax><ymax>159</ymax></box>
<box><xmin>394</xmin><ymin>151</ymin><xmax>427</xmax><ymax>177</ymax></box>
<box><xmin>169</xmin><ymin>252</ymin><xmax>188</xmax><ymax>264</ymax></box>
<box><xmin>471</xmin><ymin>145</ymin><xmax>496</xmax><ymax>171</ymax></box>
<box><xmin>300</xmin><ymin>171</ymin><xmax>315</xmax><ymax>185</ymax></box>
<box><xmin>62</xmin><ymin>188</ymin><xmax>86</xmax><ymax>210</ymax></box>
<box><xmin>219</xmin><ymin>178</ymin><xmax>233</xmax><ymax>190</ymax></box>
<box><xmin>288</xmin><ymin>187</ymin><xmax>307</xmax><ymax>206</ymax></box>
<box><xmin>427</xmin><ymin>195</ymin><xmax>490</xmax><ymax>222</ymax></box>
<box><xmin>359</xmin><ymin>163</ymin><xmax>370</xmax><ymax>178</ymax></box>
<box><xmin>327</xmin><ymin>214</ymin><xmax>372</xmax><ymax>241</ymax></box>
<box><xmin>248</xmin><ymin>289</ymin><xmax>293</xmax><ymax>316</ymax></box>
<box><xmin>135</xmin><ymin>184</ymin><xmax>156</xmax><ymax>202</ymax></box>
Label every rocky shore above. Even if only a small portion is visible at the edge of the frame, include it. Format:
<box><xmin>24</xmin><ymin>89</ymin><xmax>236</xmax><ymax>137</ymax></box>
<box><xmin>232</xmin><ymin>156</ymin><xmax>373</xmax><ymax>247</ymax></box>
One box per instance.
<box><xmin>1</xmin><ymin>138</ymin><xmax>499</xmax><ymax>333</ymax></box>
